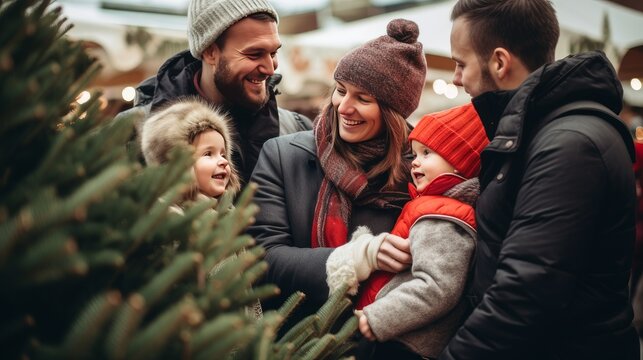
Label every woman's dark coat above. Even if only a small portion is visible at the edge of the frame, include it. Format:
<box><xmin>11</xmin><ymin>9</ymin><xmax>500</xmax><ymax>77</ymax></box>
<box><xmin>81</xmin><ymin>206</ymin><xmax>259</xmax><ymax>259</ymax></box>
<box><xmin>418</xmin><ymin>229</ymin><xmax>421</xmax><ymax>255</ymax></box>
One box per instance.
<box><xmin>248</xmin><ymin>131</ymin><xmax>401</xmax><ymax>328</ymax></box>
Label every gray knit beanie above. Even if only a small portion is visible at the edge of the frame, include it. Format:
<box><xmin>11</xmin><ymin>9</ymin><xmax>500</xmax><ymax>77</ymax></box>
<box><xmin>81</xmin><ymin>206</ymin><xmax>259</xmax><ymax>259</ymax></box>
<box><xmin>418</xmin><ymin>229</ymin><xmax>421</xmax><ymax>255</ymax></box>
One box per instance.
<box><xmin>334</xmin><ymin>18</ymin><xmax>426</xmax><ymax>119</ymax></box>
<box><xmin>188</xmin><ymin>0</ymin><xmax>279</xmax><ymax>59</ymax></box>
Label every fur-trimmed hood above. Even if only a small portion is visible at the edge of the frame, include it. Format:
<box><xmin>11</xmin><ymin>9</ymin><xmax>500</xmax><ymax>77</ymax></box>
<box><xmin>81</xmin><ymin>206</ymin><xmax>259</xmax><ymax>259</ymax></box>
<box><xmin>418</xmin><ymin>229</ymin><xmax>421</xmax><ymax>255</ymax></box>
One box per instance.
<box><xmin>141</xmin><ymin>97</ymin><xmax>241</xmax><ymax>194</ymax></box>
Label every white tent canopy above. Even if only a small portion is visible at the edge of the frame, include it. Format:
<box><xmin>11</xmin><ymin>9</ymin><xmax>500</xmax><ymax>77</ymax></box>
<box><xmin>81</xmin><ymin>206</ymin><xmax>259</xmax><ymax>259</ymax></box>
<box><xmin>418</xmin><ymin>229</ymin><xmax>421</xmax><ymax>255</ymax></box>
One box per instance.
<box><xmin>280</xmin><ymin>0</ymin><xmax>643</xmax><ymax>110</ymax></box>
<box><xmin>287</xmin><ymin>0</ymin><xmax>454</xmax><ymax>60</ymax></box>
<box><xmin>554</xmin><ymin>0</ymin><xmax>643</xmax><ymax>51</ymax></box>
<box><xmin>58</xmin><ymin>0</ymin><xmax>643</xmax><ymax>108</ymax></box>
<box><xmin>288</xmin><ymin>0</ymin><xmax>643</xmax><ymax>64</ymax></box>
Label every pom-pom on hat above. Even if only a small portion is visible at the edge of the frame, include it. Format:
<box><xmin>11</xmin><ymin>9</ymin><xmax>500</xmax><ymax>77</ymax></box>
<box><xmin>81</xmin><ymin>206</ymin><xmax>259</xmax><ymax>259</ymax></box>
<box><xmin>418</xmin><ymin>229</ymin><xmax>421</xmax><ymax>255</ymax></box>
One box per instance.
<box><xmin>188</xmin><ymin>0</ymin><xmax>279</xmax><ymax>59</ymax></box>
<box><xmin>333</xmin><ymin>18</ymin><xmax>427</xmax><ymax>119</ymax></box>
<box><xmin>409</xmin><ymin>103</ymin><xmax>489</xmax><ymax>178</ymax></box>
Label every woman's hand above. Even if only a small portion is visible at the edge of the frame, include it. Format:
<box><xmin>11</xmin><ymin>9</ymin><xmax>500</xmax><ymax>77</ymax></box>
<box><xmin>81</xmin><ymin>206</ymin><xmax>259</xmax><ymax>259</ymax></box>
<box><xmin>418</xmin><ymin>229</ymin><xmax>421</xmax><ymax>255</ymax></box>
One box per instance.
<box><xmin>354</xmin><ymin>310</ymin><xmax>376</xmax><ymax>341</ymax></box>
<box><xmin>376</xmin><ymin>234</ymin><xmax>411</xmax><ymax>273</ymax></box>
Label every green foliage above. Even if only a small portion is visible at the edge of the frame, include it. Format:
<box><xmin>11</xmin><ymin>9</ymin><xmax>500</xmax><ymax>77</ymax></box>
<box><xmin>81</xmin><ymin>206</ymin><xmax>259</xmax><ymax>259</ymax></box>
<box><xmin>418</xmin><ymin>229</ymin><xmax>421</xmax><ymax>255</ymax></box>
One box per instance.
<box><xmin>270</xmin><ymin>285</ymin><xmax>358</xmax><ymax>360</ymax></box>
<box><xmin>0</xmin><ymin>0</ymin><xmax>357</xmax><ymax>359</ymax></box>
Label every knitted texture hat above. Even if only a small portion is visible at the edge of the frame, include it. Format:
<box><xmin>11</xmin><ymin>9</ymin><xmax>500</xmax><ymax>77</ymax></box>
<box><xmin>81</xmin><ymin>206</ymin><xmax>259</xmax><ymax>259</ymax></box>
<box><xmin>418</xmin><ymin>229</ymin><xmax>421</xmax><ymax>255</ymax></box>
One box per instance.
<box><xmin>188</xmin><ymin>0</ymin><xmax>279</xmax><ymax>59</ymax></box>
<box><xmin>409</xmin><ymin>103</ymin><xmax>489</xmax><ymax>178</ymax></box>
<box><xmin>333</xmin><ymin>18</ymin><xmax>426</xmax><ymax>118</ymax></box>
<box><xmin>141</xmin><ymin>98</ymin><xmax>241</xmax><ymax>192</ymax></box>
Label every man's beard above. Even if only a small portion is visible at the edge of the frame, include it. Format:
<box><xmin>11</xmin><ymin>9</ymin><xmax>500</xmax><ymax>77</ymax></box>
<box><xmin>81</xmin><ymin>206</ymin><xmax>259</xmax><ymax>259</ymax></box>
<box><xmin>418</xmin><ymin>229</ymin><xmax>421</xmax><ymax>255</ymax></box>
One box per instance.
<box><xmin>478</xmin><ymin>61</ymin><xmax>500</xmax><ymax>96</ymax></box>
<box><xmin>214</xmin><ymin>58</ymin><xmax>269</xmax><ymax>114</ymax></box>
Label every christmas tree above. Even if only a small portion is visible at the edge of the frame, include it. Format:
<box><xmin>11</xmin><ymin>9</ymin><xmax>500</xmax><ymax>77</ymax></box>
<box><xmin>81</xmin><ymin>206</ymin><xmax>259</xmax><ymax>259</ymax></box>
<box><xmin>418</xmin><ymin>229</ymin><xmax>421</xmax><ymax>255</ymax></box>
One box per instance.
<box><xmin>0</xmin><ymin>0</ymin><xmax>357</xmax><ymax>358</ymax></box>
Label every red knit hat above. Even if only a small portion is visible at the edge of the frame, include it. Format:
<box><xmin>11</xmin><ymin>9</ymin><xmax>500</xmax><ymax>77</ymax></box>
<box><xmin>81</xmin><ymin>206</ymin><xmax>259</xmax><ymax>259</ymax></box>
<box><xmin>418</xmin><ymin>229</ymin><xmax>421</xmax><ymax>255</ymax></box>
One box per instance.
<box><xmin>409</xmin><ymin>103</ymin><xmax>489</xmax><ymax>178</ymax></box>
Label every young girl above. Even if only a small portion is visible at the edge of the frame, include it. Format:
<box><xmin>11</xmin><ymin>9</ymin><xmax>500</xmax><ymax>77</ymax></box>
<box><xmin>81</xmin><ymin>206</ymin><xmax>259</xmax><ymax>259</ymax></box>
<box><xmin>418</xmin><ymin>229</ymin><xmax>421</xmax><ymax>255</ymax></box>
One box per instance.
<box><xmin>141</xmin><ymin>98</ymin><xmax>241</xmax><ymax>205</ymax></box>
<box><xmin>326</xmin><ymin>103</ymin><xmax>489</xmax><ymax>359</ymax></box>
<box><xmin>140</xmin><ymin>98</ymin><xmax>262</xmax><ymax>321</ymax></box>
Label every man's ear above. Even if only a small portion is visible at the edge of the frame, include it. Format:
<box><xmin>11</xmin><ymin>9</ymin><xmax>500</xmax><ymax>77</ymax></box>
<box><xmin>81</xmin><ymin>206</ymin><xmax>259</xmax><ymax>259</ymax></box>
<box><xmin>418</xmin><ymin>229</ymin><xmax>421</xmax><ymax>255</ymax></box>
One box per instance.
<box><xmin>490</xmin><ymin>47</ymin><xmax>512</xmax><ymax>81</ymax></box>
<box><xmin>489</xmin><ymin>47</ymin><xmax>530</xmax><ymax>89</ymax></box>
<box><xmin>202</xmin><ymin>43</ymin><xmax>220</xmax><ymax>66</ymax></box>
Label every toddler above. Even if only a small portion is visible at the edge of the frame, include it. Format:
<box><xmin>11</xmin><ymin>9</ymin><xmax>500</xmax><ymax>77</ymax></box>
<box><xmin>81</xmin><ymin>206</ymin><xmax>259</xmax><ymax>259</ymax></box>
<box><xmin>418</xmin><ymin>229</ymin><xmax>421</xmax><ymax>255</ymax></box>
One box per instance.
<box><xmin>326</xmin><ymin>103</ymin><xmax>488</xmax><ymax>359</ymax></box>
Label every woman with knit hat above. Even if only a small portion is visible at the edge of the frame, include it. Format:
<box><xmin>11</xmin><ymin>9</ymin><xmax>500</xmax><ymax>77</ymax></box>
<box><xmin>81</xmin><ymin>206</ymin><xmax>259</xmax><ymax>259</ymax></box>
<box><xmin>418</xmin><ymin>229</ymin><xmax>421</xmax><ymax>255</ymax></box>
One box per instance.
<box><xmin>327</xmin><ymin>103</ymin><xmax>488</xmax><ymax>359</ymax></box>
<box><xmin>141</xmin><ymin>97</ymin><xmax>241</xmax><ymax>209</ymax></box>
<box><xmin>248</xmin><ymin>19</ymin><xmax>427</xmax><ymax>333</ymax></box>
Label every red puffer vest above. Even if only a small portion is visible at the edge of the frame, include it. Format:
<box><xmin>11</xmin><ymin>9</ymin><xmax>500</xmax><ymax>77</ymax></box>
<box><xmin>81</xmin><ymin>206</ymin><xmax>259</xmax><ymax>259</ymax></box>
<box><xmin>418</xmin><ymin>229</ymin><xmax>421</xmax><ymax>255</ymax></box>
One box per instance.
<box><xmin>355</xmin><ymin>174</ymin><xmax>476</xmax><ymax>310</ymax></box>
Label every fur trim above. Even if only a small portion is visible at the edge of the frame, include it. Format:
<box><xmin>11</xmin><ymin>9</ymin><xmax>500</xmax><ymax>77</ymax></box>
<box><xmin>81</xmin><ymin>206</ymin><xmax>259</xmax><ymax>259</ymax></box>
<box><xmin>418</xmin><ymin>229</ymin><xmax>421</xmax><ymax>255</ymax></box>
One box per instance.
<box><xmin>141</xmin><ymin>97</ymin><xmax>240</xmax><ymax>194</ymax></box>
<box><xmin>443</xmin><ymin>177</ymin><xmax>480</xmax><ymax>207</ymax></box>
<box><xmin>350</xmin><ymin>225</ymin><xmax>373</xmax><ymax>241</ymax></box>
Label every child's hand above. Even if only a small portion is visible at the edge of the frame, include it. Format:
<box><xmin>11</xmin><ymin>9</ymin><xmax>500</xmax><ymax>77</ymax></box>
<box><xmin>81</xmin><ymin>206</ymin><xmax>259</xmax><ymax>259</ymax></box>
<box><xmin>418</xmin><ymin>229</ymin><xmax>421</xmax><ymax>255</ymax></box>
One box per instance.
<box><xmin>377</xmin><ymin>234</ymin><xmax>412</xmax><ymax>273</ymax></box>
<box><xmin>354</xmin><ymin>310</ymin><xmax>376</xmax><ymax>341</ymax></box>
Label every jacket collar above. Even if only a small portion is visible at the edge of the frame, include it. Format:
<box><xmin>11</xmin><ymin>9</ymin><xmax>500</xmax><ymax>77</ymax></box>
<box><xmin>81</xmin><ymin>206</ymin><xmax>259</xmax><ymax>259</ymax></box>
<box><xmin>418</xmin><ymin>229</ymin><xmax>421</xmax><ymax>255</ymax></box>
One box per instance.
<box><xmin>472</xmin><ymin>90</ymin><xmax>515</xmax><ymax>142</ymax></box>
<box><xmin>408</xmin><ymin>173</ymin><xmax>467</xmax><ymax>198</ymax></box>
<box><xmin>289</xmin><ymin>130</ymin><xmax>316</xmax><ymax>156</ymax></box>
<box><xmin>472</xmin><ymin>51</ymin><xmax>624</xmax><ymax>155</ymax></box>
<box><xmin>408</xmin><ymin>173</ymin><xmax>480</xmax><ymax>207</ymax></box>
<box><xmin>149</xmin><ymin>50</ymin><xmax>201</xmax><ymax>112</ymax></box>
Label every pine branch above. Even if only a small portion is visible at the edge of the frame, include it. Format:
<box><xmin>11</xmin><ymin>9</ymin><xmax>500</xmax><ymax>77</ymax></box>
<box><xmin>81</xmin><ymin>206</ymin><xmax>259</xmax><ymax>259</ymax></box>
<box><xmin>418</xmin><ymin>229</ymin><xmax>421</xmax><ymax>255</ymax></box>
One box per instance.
<box><xmin>62</xmin><ymin>291</ymin><xmax>122</xmax><ymax>356</ymax></box>
<box><xmin>104</xmin><ymin>294</ymin><xmax>146</xmax><ymax>360</ymax></box>
<box><xmin>0</xmin><ymin>2</ymin><xmax>359</xmax><ymax>359</ymax></box>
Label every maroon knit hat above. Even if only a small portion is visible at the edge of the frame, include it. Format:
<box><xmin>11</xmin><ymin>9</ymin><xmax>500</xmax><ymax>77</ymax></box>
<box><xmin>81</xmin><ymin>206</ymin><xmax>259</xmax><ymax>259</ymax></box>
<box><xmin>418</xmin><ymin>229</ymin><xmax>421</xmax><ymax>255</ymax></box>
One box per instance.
<box><xmin>333</xmin><ymin>18</ymin><xmax>426</xmax><ymax>119</ymax></box>
<box><xmin>409</xmin><ymin>103</ymin><xmax>489</xmax><ymax>178</ymax></box>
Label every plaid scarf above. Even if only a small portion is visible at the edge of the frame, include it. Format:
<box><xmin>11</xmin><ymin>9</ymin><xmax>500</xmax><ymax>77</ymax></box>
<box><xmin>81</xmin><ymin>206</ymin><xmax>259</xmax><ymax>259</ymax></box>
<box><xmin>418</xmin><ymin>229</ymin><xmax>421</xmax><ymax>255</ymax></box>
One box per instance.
<box><xmin>311</xmin><ymin>111</ymin><xmax>410</xmax><ymax>248</ymax></box>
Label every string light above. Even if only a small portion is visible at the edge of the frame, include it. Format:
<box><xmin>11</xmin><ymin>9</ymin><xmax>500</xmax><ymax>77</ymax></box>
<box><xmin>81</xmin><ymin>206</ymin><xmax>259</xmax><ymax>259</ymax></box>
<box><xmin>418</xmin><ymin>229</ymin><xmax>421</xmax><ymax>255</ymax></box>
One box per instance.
<box><xmin>122</xmin><ymin>86</ymin><xmax>136</xmax><ymax>102</ymax></box>
<box><xmin>76</xmin><ymin>91</ymin><xmax>91</xmax><ymax>104</ymax></box>
<box><xmin>631</xmin><ymin>78</ymin><xmax>642</xmax><ymax>91</ymax></box>
<box><xmin>432</xmin><ymin>79</ymin><xmax>447</xmax><ymax>95</ymax></box>
<box><xmin>445</xmin><ymin>84</ymin><xmax>458</xmax><ymax>99</ymax></box>
<box><xmin>636</xmin><ymin>127</ymin><xmax>643</xmax><ymax>142</ymax></box>
<box><xmin>99</xmin><ymin>96</ymin><xmax>108</xmax><ymax>110</ymax></box>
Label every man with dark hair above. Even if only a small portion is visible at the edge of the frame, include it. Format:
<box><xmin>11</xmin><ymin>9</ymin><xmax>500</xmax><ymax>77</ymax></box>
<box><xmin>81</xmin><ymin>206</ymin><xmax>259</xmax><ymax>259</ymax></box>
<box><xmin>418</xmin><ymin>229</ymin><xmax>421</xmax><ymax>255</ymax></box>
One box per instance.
<box><xmin>450</xmin><ymin>0</ymin><xmax>559</xmax><ymax>97</ymax></box>
<box><xmin>440</xmin><ymin>0</ymin><xmax>640</xmax><ymax>359</ymax></box>
<box><xmin>117</xmin><ymin>0</ymin><xmax>312</xmax><ymax>182</ymax></box>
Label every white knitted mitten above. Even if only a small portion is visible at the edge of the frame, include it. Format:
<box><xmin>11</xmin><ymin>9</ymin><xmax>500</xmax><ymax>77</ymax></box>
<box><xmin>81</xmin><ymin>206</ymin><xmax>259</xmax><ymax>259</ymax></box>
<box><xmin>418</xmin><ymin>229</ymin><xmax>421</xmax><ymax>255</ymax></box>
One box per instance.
<box><xmin>326</xmin><ymin>226</ymin><xmax>386</xmax><ymax>295</ymax></box>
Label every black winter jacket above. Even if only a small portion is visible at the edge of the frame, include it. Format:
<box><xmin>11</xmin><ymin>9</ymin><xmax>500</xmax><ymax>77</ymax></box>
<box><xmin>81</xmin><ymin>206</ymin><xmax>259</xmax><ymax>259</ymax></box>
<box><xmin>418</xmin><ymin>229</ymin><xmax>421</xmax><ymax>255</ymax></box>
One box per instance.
<box><xmin>440</xmin><ymin>51</ymin><xmax>639</xmax><ymax>359</ymax></box>
<box><xmin>248</xmin><ymin>131</ymin><xmax>402</xmax><ymax>329</ymax></box>
<box><xmin>116</xmin><ymin>50</ymin><xmax>312</xmax><ymax>182</ymax></box>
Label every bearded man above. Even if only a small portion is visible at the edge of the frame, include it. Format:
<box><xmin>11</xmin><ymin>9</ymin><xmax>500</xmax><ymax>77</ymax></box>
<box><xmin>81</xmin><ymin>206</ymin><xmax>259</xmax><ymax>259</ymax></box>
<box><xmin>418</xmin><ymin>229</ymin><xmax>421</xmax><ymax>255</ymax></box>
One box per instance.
<box><xmin>117</xmin><ymin>0</ymin><xmax>311</xmax><ymax>182</ymax></box>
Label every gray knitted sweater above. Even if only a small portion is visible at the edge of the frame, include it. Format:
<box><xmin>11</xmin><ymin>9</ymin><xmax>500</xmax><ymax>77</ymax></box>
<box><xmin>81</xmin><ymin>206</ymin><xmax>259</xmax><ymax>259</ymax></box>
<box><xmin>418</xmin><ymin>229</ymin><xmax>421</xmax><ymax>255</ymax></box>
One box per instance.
<box><xmin>362</xmin><ymin>179</ymin><xmax>478</xmax><ymax>358</ymax></box>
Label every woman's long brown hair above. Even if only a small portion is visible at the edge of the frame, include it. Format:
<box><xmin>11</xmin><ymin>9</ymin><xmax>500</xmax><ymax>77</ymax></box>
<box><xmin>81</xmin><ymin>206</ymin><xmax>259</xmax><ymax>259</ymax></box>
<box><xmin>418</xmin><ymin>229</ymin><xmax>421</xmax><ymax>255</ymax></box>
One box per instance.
<box><xmin>319</xmin><ymin>97</ymin><xmax>410</xmax><ymax>189</ymax></box>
